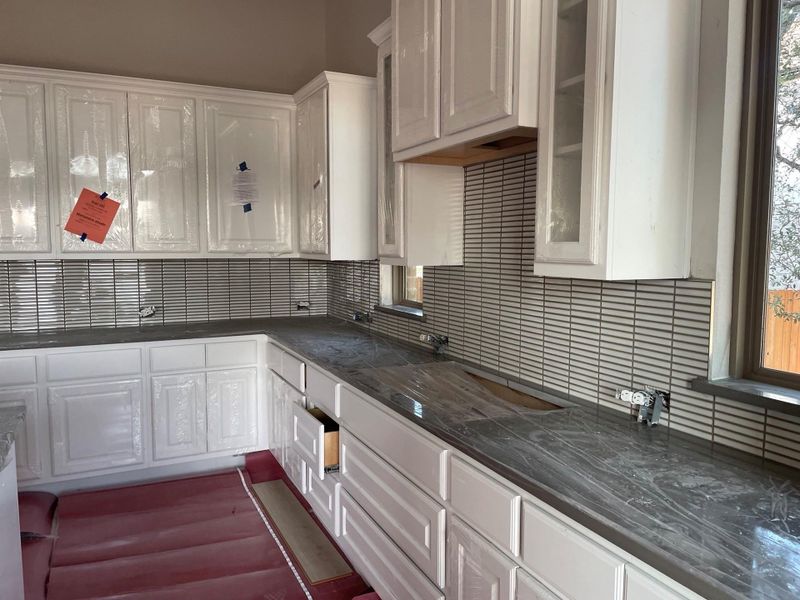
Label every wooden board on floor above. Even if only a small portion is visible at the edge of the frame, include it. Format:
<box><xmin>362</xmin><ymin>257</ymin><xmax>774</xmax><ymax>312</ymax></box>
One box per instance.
<box><xmin>252</xmin><ymin>480</ymin><xmax>352</xmax><ymax>583</ymax></box>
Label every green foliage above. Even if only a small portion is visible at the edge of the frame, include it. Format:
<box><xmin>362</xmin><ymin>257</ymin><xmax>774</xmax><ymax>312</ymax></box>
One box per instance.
<box><xmin>769</xmin><ymin>2</ymin><xmax>800</xmax><ymax>319</ymax></box>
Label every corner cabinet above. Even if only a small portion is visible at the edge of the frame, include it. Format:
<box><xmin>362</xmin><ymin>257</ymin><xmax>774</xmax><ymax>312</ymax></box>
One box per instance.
<box><xmin>204</xmin><ymin>98</ymin><xmax>294</xmax><ymax>254</ymax></box>
<box><xmin>391</xmin><ymin>0</ymin><xmax>541</xmax><ymax>163</ymax></box>
<box><xmin>371</xmin><ymin>19</ymin><xmax>465</xmax><ymax>266</ymax></box>
<box><xmin>534</xmin><ymin>0</ymin><xmax>700</xmax><ymax>280</ymax></box>
<box><xmin>294</xmin><ymin>72</ymin><xmax>377</xmax><ymax>261</ymax></box>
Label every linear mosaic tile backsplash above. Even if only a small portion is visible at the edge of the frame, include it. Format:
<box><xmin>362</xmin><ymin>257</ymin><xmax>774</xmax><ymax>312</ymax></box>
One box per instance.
<box><xmin>328</xmin><ymin>152</ymin><xmax>800</xmax><ymax>471</ymax></box>
<box><xmin>0</xmin><ymin>258</ymin><xmax>328</xmax><ymax>331</ymax></box>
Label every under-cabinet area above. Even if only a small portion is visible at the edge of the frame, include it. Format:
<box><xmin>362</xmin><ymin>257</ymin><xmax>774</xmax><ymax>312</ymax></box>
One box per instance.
<box><xmin>0</xmin><ymin>1</ymin><xmax>798</xmax><ymax>600</ymax></box>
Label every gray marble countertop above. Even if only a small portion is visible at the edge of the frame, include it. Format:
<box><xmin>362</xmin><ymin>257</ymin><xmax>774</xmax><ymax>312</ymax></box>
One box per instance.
<box><xmin>1</xmin><ymin>317</ymin><xmax>799</xmax><ymax>599</ymax></box>
<box><xmin>0</xmin><ymin>406</ymin><xmax>25</xmax><ymax>472</ymax></box>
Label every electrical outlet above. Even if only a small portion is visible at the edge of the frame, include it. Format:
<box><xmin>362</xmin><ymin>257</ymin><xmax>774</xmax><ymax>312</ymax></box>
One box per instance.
<box><xmin>296</xmin><ymin>301</ymin><xmax>311</xmax><ymax>311</ymax></box>
<box><xmin>138</xmin><ymin>305</ymin><xmax>157</xmax><ymax>318</ymax></box>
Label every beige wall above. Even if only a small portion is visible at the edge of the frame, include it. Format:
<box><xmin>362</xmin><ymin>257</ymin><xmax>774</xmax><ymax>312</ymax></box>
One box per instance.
<box><xmin>325</xmin><ymin>0</ymin><xmax>391</xmax><ymax>76</ymax></box>
<box><xmin>0</xmin><ymin>0</ymin><xmax>388</xmax><ymax>94</ymax></box>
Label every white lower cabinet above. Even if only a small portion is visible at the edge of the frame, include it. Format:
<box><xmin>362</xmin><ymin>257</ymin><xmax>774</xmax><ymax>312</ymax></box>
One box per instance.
<box><xmin>340</xmin><ymin>428</ymin><xmax>446</xmax><ymax>587</ymax></box>
<box><xmin>307</xmin><ymin>468</ymin><xmax>340</xmax><ymax>536</ymax></box>
<box><xmin>339</xmin><ymin>490</ymin><xmax>444</xmax><ymax>600</ymax></box>
<box><xmin>206</xmin><ymin>368</ymin><xmax>257</xmax><ymax>453</ymax></box>
<box><xmin>48</xmin><ymin>380</ymin><xmax>144</xmax><ymax>476</ymax></box>
<box><xmin>286</xmin><ymin>448</ymin><xmax>308</xmax><ymax>494</ymax></box>
<box><xmin>516</xmin><ymin>569</ymin><xmax>560</xmax><ymax>600</ymax></box>
<box><xmin>151</xmin><ymin>373</ymin><xmax>207</xmax><ymax>460</ymax></box>
<box><xmin>0</xmin><ymin>388</ymin><xmax>40</xmax><ymax>480</ymax></box>
<box><xmin>625</xmin><ymin>568</ymin><xmax>692</xmax><ymax>600</ymax></box>
<box><xmin>520</xmin><ymin>501</ymin><xmax>625</xmax><ymax>600</ymax></box>
<box><xmin>447</xmin><ymin>517</ymin><xmax>517</xmax><ymax>600</ymax></box>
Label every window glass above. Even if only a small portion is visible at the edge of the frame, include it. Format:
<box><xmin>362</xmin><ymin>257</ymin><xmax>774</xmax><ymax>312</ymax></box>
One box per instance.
<box><xmin>404</xmin><ymin>266</ymin><xmax>423</xmax><ymax>304</ymax></box>
<box><xmin>764</xmin><ymin>1</ymin><xmax>800</xmax><ymax>374</ymax></box>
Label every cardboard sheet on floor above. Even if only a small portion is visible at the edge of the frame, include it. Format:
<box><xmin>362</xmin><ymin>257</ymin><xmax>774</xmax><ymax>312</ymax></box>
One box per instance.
<box><xmin>252</xmin><ymin>479</ymin><xmax>352</xmax><ymax>583</ymax></box>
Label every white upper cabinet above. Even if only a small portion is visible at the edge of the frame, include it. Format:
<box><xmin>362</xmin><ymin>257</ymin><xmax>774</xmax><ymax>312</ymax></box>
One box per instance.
<box><xmin>534</xmin><ymin>0</ymin><xmax>700</xmax><ymax>280</ymax></box>
<box><xmin>204</xmin><ymin>99</ymin><xmax>294</xmax><ymax>254</ymax></box>
<box><xmin>371</xmin><ymin>21</ymin><xmax>464</xmax><ymax>266</ymax></box>
<box><xmin>296</xmin><ymin>86</ymin><xmax>329</xmax><ymax>256</ymax></box>
<box><xmin>0</xmin><ymin>79</ymin><xmax>50</xmax><ymax>254</ymax></box>
<box><xmin>391</xmin><ymin>0</ymin><xmax>540</xmax><ymax>163</ymax></box>
<box><xmin>441</xmin><ymin>0</ymin><xmax>514</xmax><ymax>135</ymax></box>
<box><xmin>294</xmin><ymin>72</ymin><xmax>376</xmax><ymax>261</ymax></box>
<box><xmin>392</xmin><ymin>0</ymin><xmax>442</xmax><ymax>151</ymax></box>
<box><xmin>54</xmin><ymin>84</ymin><xmax>132</xmax><ymax>252</ymax></box>
<box><xmin>129</xmin><ymin>92</ymin><xmax>200</xmax><ymax>252</ymax></box>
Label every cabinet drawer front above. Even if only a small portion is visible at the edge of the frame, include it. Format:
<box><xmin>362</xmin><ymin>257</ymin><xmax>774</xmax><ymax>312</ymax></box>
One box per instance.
<box><xmin>339</xmin><ymin>490</ymin><xmax>444</xmax><ymax>600</ymax></box>
<box><xmin>521</xmin><ymin>501</ymin><xmax>625</xmax><ymax>600</ymax></box>
<box><xmin>341</xmin><ymin>429</ymin><xmax>445</xmax><ymax>587</ymax></box>
<box><xmin>0</xmin><ymin>356</ymin><xmax>36</xmax><ymax>386</ymax></box>
<box><xmin>307</xmin><ymin>469</ymin><xmax>341</xmax><ymax>536</ymax></box>
<box><xmin>266</xmin><ymin>342</ymin><xmax>283</xmax><ymax>373</ymax></box>
<box><xmin>339</xmin><ymin>385</ymin><xmax>448</xmax><ymax>500</ymax></box>
<box><xmin>282</xmin><ymin>351</ymin><xmax>306</xmax><ymax>392</ymax></box>
<box><xmin>206</xmin><ymin>340</ymin><xmax>258</xmax><ymax>368</ymax></box>
<box><xmin>517</xmin><ymin>569</ymin><xmax>561</xmax><ymax>600</ymax></box>
<box><xmin>625</xmin><ymin>568</ymin><xmax>694</xmax><ymax>600</ymax></box>
<box><xmin>450</xmin><ymin>455</ymin><xmax>521</xmax><ymax>555</ymax></box>
<box><xmin>306</xmin><ymin>365</ymin><xmax>339</xmax><ymax>416</ymax></box>
<box><xmin>47</xmin><ymin>348</ymin><xmax>141</xmax><ymax>382</ymax></box>
<box><xmin>149</xmin><ymin>344</ymin><xmax>206</xmax><ymax>373</ymax></box>
<box><xmin>447</xmin><ymin>517</ymin><xmax>517</xmax><ymax>600</ymax></box>
<box><xmin>291</xmin><ymin>404</ymin><xmax>329</xmax><ymax>480</ymax></box>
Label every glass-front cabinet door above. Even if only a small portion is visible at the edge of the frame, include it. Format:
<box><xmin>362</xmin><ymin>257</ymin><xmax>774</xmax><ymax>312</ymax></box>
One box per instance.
<box><xmin>536</xmin><ymin>0</ymin><xmax>605</xmax><ymax>265</ymax></box>
<box><xmin>377</xmin><ymin>39</ymin><xmax>404</xmax><ymax>259</ymax></box>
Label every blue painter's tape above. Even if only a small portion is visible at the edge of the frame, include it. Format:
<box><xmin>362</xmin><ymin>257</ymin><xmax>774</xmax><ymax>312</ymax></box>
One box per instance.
<box><xmin>99</xmin><ymin>191</ymin><xmax>108</xmax><ymax>200</ymax></box>
<box><xmin>239</xmin><ymin>161</ymin><xmax>248</xmax><ymax>172</ymax></box>
<box><xmin>80</xmin><ymin>233</ymin><xmax>87</xmax><ymax>242</ymax></box>
<box><xmin>243</xmin><ymin>203</ymin><xmax>252</xmax><ymax>213</ymax></box>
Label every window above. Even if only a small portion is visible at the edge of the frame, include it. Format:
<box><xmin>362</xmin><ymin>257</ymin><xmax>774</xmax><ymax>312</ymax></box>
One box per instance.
<box><xmin>748</xmin><ymin>0</ymin><xmax>800</xmax><ymax>385</ymax></box>
<box><xmin>378</xmin><ymin>265</ymin><xmax>424</xmax><ymax>318</ymax></box>
<box><xmin>396</xmin><ymin>265</ymin><xmax>423</xmax><ymax>307</ymax></box>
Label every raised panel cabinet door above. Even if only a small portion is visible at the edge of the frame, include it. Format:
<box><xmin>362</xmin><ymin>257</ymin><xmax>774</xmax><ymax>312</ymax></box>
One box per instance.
<box><xmin>296</xmin><ymin>88</ymin><xmax>329</xmax><ymax>256</ymax></box>
<box><xmin>204</xmin><ymin>100</ymin><xmax>293</xmax><ymax>253</ymax></box>
<box><xmin>129</xmin><ymin>93</ymin><xmax>200</xmax><ymax>252</ymax></box>
<box><xmin>392</xmin><ymin>0</ymin><xmax>442</xmax><ymax>151</ymax></box>
<box><xmin>48</xmin><ymin>380</ymin><xmax>144</xmax><ymax>476</ymax></box>
<box><xmin>441</xmin><ymin>0</ymin><xmax>514</xmax><ymax>134</ymax></box>
<box><xmin>151</xmin><ymin>373</ymin><xmax>207</xmax><ymax>460</ymax></box>
<box><xmin>206</xmin><ymin>368</ymin><xmax>257</xmax><ymax>452</ymax></box>
<box><xmin>0</xmin><ymin>79</ymin><xmax>50</xmax><ymax>253</ymax></box>
<box><xmin>446</xmin><ymin>517</ymin><xmax>517</xmax><ymax>600</ymax></box>
<box><xmin>54</xmin><ymin>84</ymin><xmax>132</xmax><ymax>252</ymax></box>
<box><xmin>0</xmin><ymin>388</ymin><xmax>41</xmax><ymax>481</ymax></box>
<box><xmin>376</xmin><ymin>40</ymin><xmax>404</xmax><ymax>259</ymax></box>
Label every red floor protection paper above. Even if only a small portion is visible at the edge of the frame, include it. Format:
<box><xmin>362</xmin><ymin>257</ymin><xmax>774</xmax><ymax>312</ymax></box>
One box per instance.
<box><xmin>47</xmin><ymin>470</ymin><xmax>309</xmax><ymax>600</ymax></box>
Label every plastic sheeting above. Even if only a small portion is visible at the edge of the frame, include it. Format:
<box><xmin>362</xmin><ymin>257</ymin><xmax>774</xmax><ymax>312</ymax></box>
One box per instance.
<box><xmin>0</xmin><ymin>81</ymin><xmax>50</xmax><ymax>252</ymax></box>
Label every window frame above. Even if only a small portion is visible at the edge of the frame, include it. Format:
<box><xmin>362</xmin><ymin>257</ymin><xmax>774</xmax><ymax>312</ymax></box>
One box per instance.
<box><xmin>744</xmin><ymin>0</ymin><xmax>800</xmax><ymax>389</ymax></box>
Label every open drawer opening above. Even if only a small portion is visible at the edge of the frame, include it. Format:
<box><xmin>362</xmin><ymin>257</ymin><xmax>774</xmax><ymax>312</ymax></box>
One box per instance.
<box><xmin>292</xmin><ymin>403</ymin><xmax>340</xmax><ymax>479</ymax></box>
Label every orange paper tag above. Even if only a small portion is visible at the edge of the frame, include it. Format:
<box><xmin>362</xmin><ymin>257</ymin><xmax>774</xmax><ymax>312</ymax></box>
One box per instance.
<box><xmin>64</xmin><ymin>188</ymin><xmax>121</xmax><ymax>244</ymax></box>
